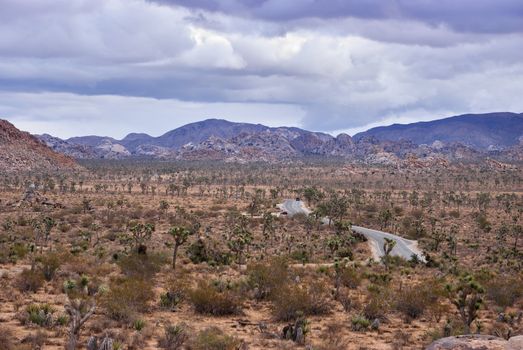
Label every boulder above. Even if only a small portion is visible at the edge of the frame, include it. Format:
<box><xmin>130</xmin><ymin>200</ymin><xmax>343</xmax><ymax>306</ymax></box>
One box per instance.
<box><xmin>507</xmin><ymin>336</ymin><xmax>523</xmax><ymax>350</ymax></box>
<box><xmin>425</xmin><ymin>335</ymin><xmax>507</xmax><ymax>350</ymax></box>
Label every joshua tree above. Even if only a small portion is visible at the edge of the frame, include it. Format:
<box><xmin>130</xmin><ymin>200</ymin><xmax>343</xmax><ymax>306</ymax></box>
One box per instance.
<box><xmin>228</xmin><ymin>217</ymin><xmax>252</xmax><ymax>264</ymax></box>
<box><xmin>168</xmin><ymin>224</ymin><xmax>199</xmax><ymax>270</ymax></box>
<box><xmin>42</xmin><ymin>216</ymin><xmax>56</xmax><ymax>245</ymax></box>
<box><xmin>446</xmin><ymin>274</ymin><xmax>484</xmax><ymax>334</ymax></box>
<box><xmin>64</xmin><ymin>276</ymin><xmax>98</xmax><ymax>350</ymax></box>
<box><xmin>247</xmin><ymin>190</ymin><xmax>263</xmax><ymax>218</ymax></box>
<box><xmin>82</xmin><ymin>198</ymin><xmax>92</xmax><ymax>214</ymax></box>
<box><xmin>128</xmin><ymin>222</ymin><xmax>155</xmax><ymax>254</ymax></box>
<box><xmin>383</xmin><ymin>238</ymin><xmax>396</xmax><ymax>256</ymax></box>
<box><xmin>382</xmin><ymin>238</ymin><xmax>396</xmax><ymax>268</ymax></box>
<box><xmin>262</xmin><ymin>211</ymin><xmax>276</xmax><ymax>242</ymax></box>
<box><xmin>302</xmin><ymin>187</ymin><xmax>324</xmax><ymax>206</ymax></box>
<box><xmin>378</xmin><ymin>209</ymin><xmax>392</xmax><ymax>230</ymax></box>
<box><xmin>159</xmin><ymin>200</ymin><xmax>170</xmax><ymax>213</ymax></box>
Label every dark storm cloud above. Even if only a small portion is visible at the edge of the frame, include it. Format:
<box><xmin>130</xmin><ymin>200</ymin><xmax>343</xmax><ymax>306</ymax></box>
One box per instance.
<box><xmin>151</xmin><ymin>0</ymin><xmax>523</xmax><ymax>33</ymax></box>
<box><xmin>0</xmin><ymin>0</ymin><xmax>522</xmax><ymax>137</ymax></box>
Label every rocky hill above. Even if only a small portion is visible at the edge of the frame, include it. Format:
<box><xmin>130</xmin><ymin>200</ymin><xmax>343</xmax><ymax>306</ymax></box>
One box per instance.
<box><xmin>354</xmin><ymin>112</ymin><xmax>523</xmax><ymax>149</ymax></box>
<box><xmin>0</xmin><ymin>120</ymin><xmax>79</xmax><ymax>173</ymax></box>
<box><xmin>32</xmin><ymin>113</ymin><xmax>523</xmax><ymax>166</ymax></box>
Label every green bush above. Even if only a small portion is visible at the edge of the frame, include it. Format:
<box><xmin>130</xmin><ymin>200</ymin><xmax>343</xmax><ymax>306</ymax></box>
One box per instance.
<box><xmin>336</xmin><ymin>265</ymin><xmax>361</xmax><ymax>289</ymax></box>
<box><xmin>37</xmin><ymin>250</ymin><xmax>70</xmax><ymax>281</ymax></box>
<box><xmin>247</xmin><ymin>258</ymin><xmax>288</xmax><ymax>300</ymax></box>
<box><xmin>188</xmin><ymin>327</ymin><xmax>242</xmax><ymax>350</ymax></box>
<box><xmin>24</xmin><ymin>304</ymin><xmax>55</xmax><ymax>327</ymax></box>
<box><xmin>187</xmin><ymin>238</ymin><xmax>232</xmax><ymax>266</ymax></box>
<box><xmin>363</xmin><ymin>285</ymin><xmax>391</xmax><ymax>321</ymax></box>
<box><xmin>16</xmin><ymin>268</ymin><xmax>45</xmax><ymax>293</ymax></box>
<box><xmin>189</xmin><ymin>280</ymin><xmax>243</xmax><ymax>316</ymax></box>
<box><xmin>486</xmin><ymin>275</ymin><xmax>523</xmax><ymax>309</ymax></box>
<box><xmin>395</xmin><ymin>285</ymin><xmax>432</xmax><ymax>321</ymax></box>
<box><xmin>160</xmin><ymin>273</ymin><xmax>190</xmax><ymax>310</ymax></box>
<box><xmin>133</xmin><ymin>319</ymin><xmax>146</xmax><ymax>331</ymax></box>
<box><xmin>272</xmin><ymin>282</ymin><xmax>331</xmax><ymax>322</ymax></box>
<box><xmin>118</xmin><ymin>252</ymin><xmax>166</xmax><ymax>279</ymax></box>
<box><xmin>11</xmin><ymin>243</ymin><xmax>29</xmax><ymax>259</ymax></box>
<box><xmin>351</xmin><ymin>315</ymin><xmax>371</xmax><ymax>332</ymax></box>
<box><xmin>159</xmin><ymin>323</ymin><xmax>189</xmax><ymax>350</ymax></box>
<box><xmin>102</xmin><ymin>277</ymin><xmax>154</xmax><ymax>322</ymax></box>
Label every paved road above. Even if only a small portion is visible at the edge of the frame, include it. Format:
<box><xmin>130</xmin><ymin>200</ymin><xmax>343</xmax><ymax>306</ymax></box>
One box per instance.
<box><xmin>278</xmin><ymin>199</ymin><xmax>425</xmax><ymax>262</ymax></box>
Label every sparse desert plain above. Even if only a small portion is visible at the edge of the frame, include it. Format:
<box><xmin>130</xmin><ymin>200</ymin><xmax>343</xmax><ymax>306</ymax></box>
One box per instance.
<box><xmin>2</xmin><ymin>1</ymin><xmax>523</xmax><ymax>349</ymax></box>
<box><xmin>1</xmin><ymin>160</ymin><xmax>522</xmax><ymax>350</ymax></box>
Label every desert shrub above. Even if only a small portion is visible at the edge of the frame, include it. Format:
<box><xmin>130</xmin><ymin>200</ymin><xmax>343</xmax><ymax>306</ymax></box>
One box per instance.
<box><xmin>335</xmin><ymin>264</ymin><xmax>362</xmax><ymax>289</ymax></box>
<box><xmin>351</xmin><ymin>315</ymin><xmax>371</xmax><ymax>332</ymax></box>
<box><xmin>0</xmin><ymin>242</ymin><xmax>26</xmax><ymax>264</ymax></box>
<box><xmin>20</xmin><ymin>303</ymin><xmax>55</xmax><ymax>327</ymax></box>
<box><xmin>133</xmin><ymin>319</ymin><xmax>146</xmax><ymax>331</ymax></box>
<box><xmin>449</xmin><ymin>210</ymin><xmax>460</xmax><ymax>218</ymax></box>
<box><xmin>486</xmin><ymin>275</ymin><xmax>523</xmax><ymax>309</ymax></box>
<box><xmin>187</xmin><ymin>239</ymin><xmax>207</xmax><ymax>264</ymax></box>
<box><xmin>118</xmin><ymin>252</ymin><xmax>166</xmax><ymax>279</ymax></box>
<box><xmin>189</xmin><ymin>280</ymin><xmax>243</xmax><ymax>316</ymax></box>
<box><xmin>187</xmin><ymin>238</ymin><xmax>232</xmax><ymax>266</ymax></box>
<box><xmin>187</xmin><ymin>327</ymin><xmax>242</xmax><ymax>350</ymax></box>
<box><xmin>0</xmin><ymin>245</ymin><xmax>9</xmax><ymax>264</ymax></box>
<box><xmin>363</xmin><ymin>285</ymin><xmax>391</xmax><ymax>321</ymax></box>
<box><xmin>317</xmin><ymin>322</ymin><xmax>349</xmax><ymax>349</ymax></box>
<box><xmin>55</xmin><ymin>314</ymin><xmax>69</xmax><ymax>326</ymax></box>
<box><xmin>272</xmin><ymin>281</ymin><xmax>331</xmax><ymax>321</ymax></box>
<box><xmin>21</xmin><ymin>331</ymin><xmax>47</xmax><ymax>349</ymax></box>
<box><xmin>102</xmin><ymin>277</ymin><xmax>154</xmax><ymax>322</ymax></box>
<box><xmin>11</xmin><ymin>242</ymin><xmax>29</xmax><ymax>259</ymax></box>
<box><xmin>37</xmin><ymin>249</ymin><xmax>70</xmax><ymax>281</ymax></box>
<box><xmin>290</xmin><ymin>249</ymin><xmax>310</xmax><ymax>263</ymax></box>
<box><xmin>160</xmin><ymin>273</ymin><xmax>190</xmax><ymax>311</ymax></box>
<box><xmin>247</xmin><ymin>258</ymin><xmax>289</xmax><ymax>300</ymax></box>
<box><xmin>395</xmin><ymin>285</ymin><xmax>433</xmax><ymax>321</ymax></box>
<box><xmin>365</xmin><ymin>272</ymin><xmax>392</xmax><ymax>285</ymax></box>
<box><xmin>159</xmin><ymin>323</ymin><xmax>189</xmax><ymax>350</ymax></box>
<box><xmin>16</xmin><ymin>268</ymin><xmax>45</xmax><ymax>293</ymax></box>
<box><xmin>58</xmin><ymin>222</ymin><xmax>71</xmax><ymax>233</ymax></box>
<box><xmin>363</xmin><ymin>297</ymin><xmax>389</xmax><ymax>321</ymax></box>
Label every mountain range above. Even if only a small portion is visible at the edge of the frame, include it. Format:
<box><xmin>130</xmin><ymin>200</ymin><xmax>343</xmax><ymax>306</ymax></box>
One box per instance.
<box><xmin>2</xmin><ymin>112</ymin><xmax>523</xmax><ymax>172</ymax></box>
<box><xmin>34</xmin><ymin>112</ymin><xmax>523</xmax><ymax>165</ymax></box>
<box><xmin>354</xmin><ymin>112</ymin><xmax>523</xmax><ymax>150</ymax></box>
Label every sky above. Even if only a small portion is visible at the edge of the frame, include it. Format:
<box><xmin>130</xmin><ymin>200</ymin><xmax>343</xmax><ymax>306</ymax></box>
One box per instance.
<box><xmin>1</xmin><ymin>0</ymin><xmax>522</xmax><ymax>139</ymax></box>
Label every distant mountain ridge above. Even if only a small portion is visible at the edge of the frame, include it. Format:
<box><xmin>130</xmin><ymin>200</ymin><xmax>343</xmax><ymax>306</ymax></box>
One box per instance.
<box><xmin>354</xmin><ymin>112</ymin><xmax>523</xmax><ymax>149</ymax></box>
<box><xmin>33</xmin><ymin>113</ymin><xmax>523</xmax><ymax>165</ymax></box>
<box><xmin>63</xmin><ymin>119</ymin><xmax>332</xmax><ymax>152</ymax></box>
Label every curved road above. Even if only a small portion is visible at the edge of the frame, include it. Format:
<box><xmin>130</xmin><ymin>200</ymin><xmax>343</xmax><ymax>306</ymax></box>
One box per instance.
<box><xmin>278</xmin><ymin>200</ymin><xmax>425</xmax><ymax>262</ymax></box>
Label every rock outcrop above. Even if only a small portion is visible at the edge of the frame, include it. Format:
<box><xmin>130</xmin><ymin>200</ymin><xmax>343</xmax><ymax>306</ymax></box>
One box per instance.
<box><xmin>426</xmin><ymin>335</ymin><xmax>523</xmax><ymax>350</ymax></box>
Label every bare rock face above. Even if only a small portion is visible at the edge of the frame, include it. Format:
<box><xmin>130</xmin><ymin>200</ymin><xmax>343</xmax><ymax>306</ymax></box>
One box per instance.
<box><xmin>507</xmin><ymin>336</ymin><xmax>523</xmax><ymax>350</ymax></box>
<box><xmin>425</xmin><ymin>335</ymin><xmax>507</xmax><ymax>350</ymax></box>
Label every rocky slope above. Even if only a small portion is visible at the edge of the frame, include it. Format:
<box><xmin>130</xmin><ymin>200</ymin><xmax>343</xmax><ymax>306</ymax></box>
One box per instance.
<box><xmin>0</xmin><ymin>120</ymin><xmax>79</xmax><ymax>173</ymax></box>
<box><xmin>354</xmin><ymin>112</ymin><xmax>523</xmax><ymax>150</ymax></box>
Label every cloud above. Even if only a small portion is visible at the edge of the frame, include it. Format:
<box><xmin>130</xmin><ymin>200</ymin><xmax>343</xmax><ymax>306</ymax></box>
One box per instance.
<box><xmin>0</xmin><ymin>0</ymin><xmax>522</xmax><ymax>137</ymax></box>
<box><xmin>150</xmin><ymin>0</ymin><xmax>523</xmax><ymax>34</ymax></box>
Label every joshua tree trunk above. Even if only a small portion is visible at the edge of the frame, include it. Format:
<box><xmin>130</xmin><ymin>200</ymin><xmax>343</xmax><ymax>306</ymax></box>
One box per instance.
<box><xmin>172</xmin><ymin>244</ymin><xmax>180</xmax><ymax>270</ymax></box>
<box><xmin>65</xmin><ymin>302</ymin><xmax>96</xmax><ymax>350</ymax></box>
